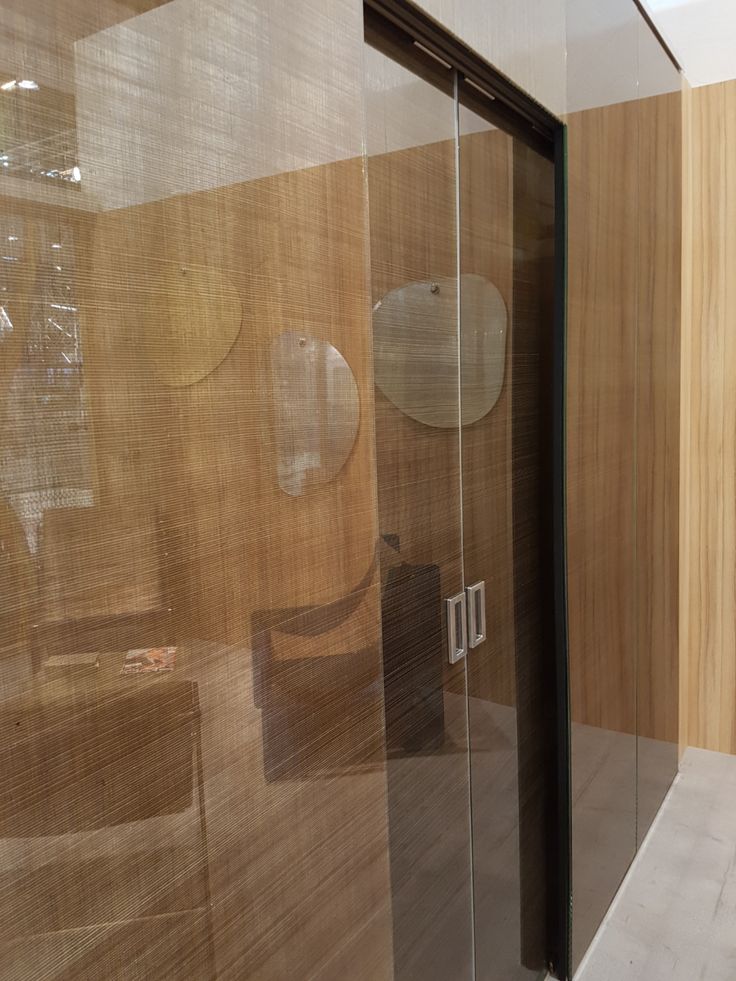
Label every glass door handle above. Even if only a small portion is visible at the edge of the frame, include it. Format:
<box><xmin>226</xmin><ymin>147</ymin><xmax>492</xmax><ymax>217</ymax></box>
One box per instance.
<box><xmin>466</xmin><ymin>581</ymin><xmax>487</xmax><ymax>649</ymax></box>
<box><xmin>446</xmin><ymin>592</ymin><xmax>468</xmax><ymax>664</ymax></box>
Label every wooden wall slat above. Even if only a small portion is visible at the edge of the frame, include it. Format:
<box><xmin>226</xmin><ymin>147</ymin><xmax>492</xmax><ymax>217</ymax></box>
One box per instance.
<box><xmin>682</xmin><ymin>79</ymin><xmax>736</xmax><ymax>754</ymax></box>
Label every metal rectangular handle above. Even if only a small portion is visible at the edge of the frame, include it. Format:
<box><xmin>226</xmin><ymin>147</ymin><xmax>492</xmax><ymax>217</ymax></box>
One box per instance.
<box><xmin>466</xmin><ymin>581</ymin><xmax>486</xmax><ymax>649</ymax></box>
<box><xmin>446</xmin><ymin>592</ymin><xmax>468</xmax><ymax>664</ymax></box>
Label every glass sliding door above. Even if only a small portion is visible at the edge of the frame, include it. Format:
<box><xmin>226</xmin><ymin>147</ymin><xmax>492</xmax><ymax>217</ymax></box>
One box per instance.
<box><xmin>365</xmin><ymin>13</ymin><xmax>566</xmax><ymax>980</ymax></box>
<box><xmin>364</xmin><ymin>36</ymin><xmax>475</xmax><ymax>981</ymax></box>
<box><xmin>458</xmin><ymin>104</ymin><xmax>561</xmax><ymax>981</ymax></box>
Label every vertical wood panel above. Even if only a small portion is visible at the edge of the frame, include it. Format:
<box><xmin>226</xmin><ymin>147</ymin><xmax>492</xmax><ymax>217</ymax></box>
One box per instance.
<box><xmin>568</xmin><ymin>81</ymin><xmax>683</xmax><ymax>956</ymax></box>
<box><xmin>460</xmin><ymin>128</ymin><xmax>515</xmax><ymax>707</ymax></box>
<box><xmin>0</xmin><ymin>158</ymin><xmax>397</xmax><ymax>978</ymax></box>
<box><xmin>679</xmin><ymin>79</ymin><xmax>693</xmax><ymax>758</ymax></box>
<box><xmin>636</xmin><ymin>85</ymin><xmax>682</xmax><ymax>838</ymax></box>
<box><xmin>636</xmin><ymin>90</ymin><xmax>682</xmax><ymax>747</ymax></box>
<box><xmin>567</xmin><ymin>101</ymin><xmax>638</xmax><ymax>736</ymax></box>
<box><xmin>681</xmin><ymin>81</ymin><xmax>736</xmax><ymax>754</ymax></box>
<box><xmin>566</xmin><ymin>97</ymin><xmax>639</xmax><ymax>968</ymax></box>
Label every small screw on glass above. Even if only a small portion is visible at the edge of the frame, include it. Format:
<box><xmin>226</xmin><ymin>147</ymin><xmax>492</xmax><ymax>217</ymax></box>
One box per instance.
<box><xmin>298</xmin><ymin>337</ymin><xmax>307</xmax><ymax>348</ymax></box>
<box><xmin>430</xmin><ymin>283</ymin><xmax>440</xmax><ymax>294</ymax></box>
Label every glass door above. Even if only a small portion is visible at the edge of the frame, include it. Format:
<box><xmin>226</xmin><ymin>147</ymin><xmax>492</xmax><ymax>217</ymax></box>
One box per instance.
<box><xmin>364</xmin><ymin>36</ymin><xmax>475</xmax><ymax>981</ymax></box>
<box><xmin>459</xmin><ymin>105</ymin><xmax>560</xmax><ymax>980</ymax></box>
<box><xmin>365</xmin><ymin>13</ymin><xmax>566</xmax><ymax>980</ymax></box>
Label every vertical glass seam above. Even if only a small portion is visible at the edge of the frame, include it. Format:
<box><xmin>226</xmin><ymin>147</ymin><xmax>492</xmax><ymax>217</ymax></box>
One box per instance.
<box><xmin>634</xmin><ymin>40</ymin><xmax>641</xmax><ymax>856</ymax></box>
<box><xmin>454</xmin><ymin>68</ymin><xmax>477</xmax><ymax>981</ymax></box>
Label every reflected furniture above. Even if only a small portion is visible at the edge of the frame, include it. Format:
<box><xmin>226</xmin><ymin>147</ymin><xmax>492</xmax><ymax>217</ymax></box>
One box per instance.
<box><xmin>252</xmin><ymin>550</ymin><xmax>445</xmax><ymax>779</ymax></box>
<box><xmin>33</xmin><ymin>505</ymin><xmax>172</xmax><ymax>672</ymax></box>
<box><xmin>0</xmin><ymin>667</ymin><xmax>215</xmax><ymax>980</ymax></box>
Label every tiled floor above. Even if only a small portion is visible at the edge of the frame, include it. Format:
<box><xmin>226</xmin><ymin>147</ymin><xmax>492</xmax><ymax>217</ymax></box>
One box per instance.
<box><xmin>576</xmin><ymin>747</ymin><xmax>736</xmax><ymax>981</ymax></box>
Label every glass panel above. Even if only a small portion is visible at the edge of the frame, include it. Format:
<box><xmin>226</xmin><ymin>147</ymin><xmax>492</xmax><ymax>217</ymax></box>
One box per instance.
<box><xmin>459</xmin><ymin>103</ymin><xmax>556</xmax><ymax>980</ymax></box>
<box><xmin>0</xmin><ymin>2</ymin><xmax>575</xmax><ymax>978</ymax></box>
<box><xmin>270</xmin><ymin>330</ymin><xmax>360</xmax><ymax>497</ymax></box>
<box><xmin>566</xmin><ymin>0</ymin><xmax>640</xmax><ymax>970</ymax></box>
<box><xmin>364</xmin><ymin>42</ymin><xmax>474</xmax><ymax>981</ymax></box>
<box><xmin>636</xmin><ymin>18</ymin><xmax>682</xmax><ymax>846</ymax></box>
<box><xmin>0</xmin><ymin>2</ymin><xmax>397</xmax><ymax>978</ymax></box>
<box><xmin>411</xmin><ymin>0</ymin><xmax>567</xmax><ymax>116</ymax></box>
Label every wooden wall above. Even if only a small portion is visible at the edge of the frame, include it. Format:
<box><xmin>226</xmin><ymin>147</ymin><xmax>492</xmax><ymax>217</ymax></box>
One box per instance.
<box><xmin>567</xmin><ymin>91</ymin><xmax>681</xmax><ymax>745</ymax></box>
<box><xmin>88</xmin><ymin>158</ymin><xmax>379</xmax><ymax>637</ymax></box>
<box><xmin>0</xmin><ymin>157</ymin><xmax>397</xmax><ymax>979</ymax></box>
<box><xmin>566</xmin><ymin>96</ymin><xmax>639</xmax><ymax>969</ymax></box>
<box><xmin>680</xmin><ymin>79</ymin><xmax>736</xmax><ymax>754</ymax></box>
<box><xmin>567</xmin><ymin>100</ymin><xmax>639</xmax><ymax>737</ymax></box>
<box><xmin>566</xmin><ymin>86</ymin><xmax>682</xmax><ymax>967</ymax></box>
<box><xmin>637</xmin><ymin>91</ymin><xmax>682</xmax><ymax>750</ymax></box>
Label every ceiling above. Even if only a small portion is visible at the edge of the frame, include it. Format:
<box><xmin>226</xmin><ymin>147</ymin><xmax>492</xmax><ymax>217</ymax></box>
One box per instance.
<box><xmin>643</xmin><ymin>0</ymin><xmax>736</xmax><ymax>87</ymax></box>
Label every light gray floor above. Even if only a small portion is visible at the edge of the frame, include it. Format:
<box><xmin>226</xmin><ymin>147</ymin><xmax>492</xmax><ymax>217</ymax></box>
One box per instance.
<box><xmin>576</xmin><ymin>746</ymin><xmax>736</xmax><ymax>981</ymax></box>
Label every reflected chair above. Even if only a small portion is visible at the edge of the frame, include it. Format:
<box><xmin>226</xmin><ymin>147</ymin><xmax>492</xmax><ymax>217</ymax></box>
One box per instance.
<box><xmin>251</xmin><ymin>552</ymin><xmax>382</xmax><ymax>780</ymax></box>
<box><xmin>252</xmin><ymin>542</ymin><xmax>444</xmax><ymax>780</ymax></box>
<box><xmin>380</xmin><ymin>560</ymin><xmax>444</xmax><ymax>755</ymax></box>
<box><xmin>0</xmin><ymin>675</ymin><xmax>215</xmax><ymax>980</ymax></box>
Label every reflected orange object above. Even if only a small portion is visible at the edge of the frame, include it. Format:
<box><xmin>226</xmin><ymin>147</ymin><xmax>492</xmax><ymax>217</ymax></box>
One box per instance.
<box><xmin>121</xmin><ymin>646</ymin><xmax>176</xmax><ymax>675</ymax></box>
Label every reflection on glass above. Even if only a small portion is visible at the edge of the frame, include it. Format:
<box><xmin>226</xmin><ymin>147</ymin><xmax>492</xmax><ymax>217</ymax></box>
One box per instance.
<box><xmin>365</xmin><ymin>36</ymin><xmax>475</xmax><ymax>981</ymax></box>
<box><xmin>144</xmin><ymin>265</ymin><xmax>243</xmax><ymax>387</ymax></box>
<box><xmin>373</xmin><ymin>273</ymin><xmax>507</xmax><ymax>428</ymax></box>
<box><xmin>252</xmin><ymin>549</ymin><xmax>381</xmax><ymax>780</ymax></box>
<box><xmin>270</xmin><ymin>330</ymin><xmax>360</xmax><ymax>496</ymax></box>
<box><xmin>459</xmin><ymin>100</ymin><xmax>555</xmax><ymax>980</ymax></box>
<box><xmin>0</xmin><ymin>220</ymin><xmax>92</xmax><ymax>554</ymax></box>
<box><xmin>0</xmin><ymin>1</ymin><xmax>394</xmax><ymax>978</ymax></box>
<box><xmin>0</xmin><ymin>69</ymin><xmax>81</xmax><ymax>188</ymax></box>
<box><xmin>567</xmin><ymin>0</ymin><xmax>640</xmax><ymax>969</ymax></box>
<box><xmin>0</xmin><ymin>657</ymin><xmax>215</xmax><ymax>979</ymax></box>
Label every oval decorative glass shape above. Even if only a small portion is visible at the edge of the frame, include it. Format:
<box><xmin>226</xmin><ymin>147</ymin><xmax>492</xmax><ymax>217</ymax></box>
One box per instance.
<box><xmin>145</xmin><ymin>265</ymin><xmax>243</xmax><ymax>387</ymax></box>
<box><xmin>373</xmin><ymin>273</ymin><xmax>508</xmax><ymax>428</ymax></box>
<box><xmin>270</xmin><ymin>330</ymin><xmax>360</xmax><ymax>497</ymax></box>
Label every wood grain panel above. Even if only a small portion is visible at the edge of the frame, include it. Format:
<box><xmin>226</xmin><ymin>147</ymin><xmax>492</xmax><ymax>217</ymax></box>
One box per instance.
<box><xmin>567</xmin><ymin>91</ymin><xmax>681</xmax><ymax>746</ymax></box>
<box><xmin>679</xmin><ymin>78</ymin><xmax>693</xmax><ymax>759</ymax></box>
<box><xmin>460</xmin><ymin>127</ymin><xmax>516</xmax><ymax>709</ymax></box>
<box><xmin>568</xmin><ymin>82</ymin><xmax>683</xmax><ymax>962</ymax></box>
<box><xmin>637</xmin><ymin>91</ymin><xmax>682</xmax><ymax>746</ymax></box>
<box><xmin>636</xmin><ymin>87</ymin><xmax>682</xmax><ymax>836</ymax></box>
<box><xmin>567</xmin><ymin>98</ymin><xmax>639</xmax><ymax>969</ymax></box>
<box><xmin>0</xmin><ymin>156</ymin><xmax>396</xmax><ymax>978</ymax></box>
<box><xmin>567</xmin><ymin>101</ymin><xmax>638</xmax><ymax>736</ymax></box>
<box><xmin>87</xmin><ymin>158</ymin><xmax>379</xmax><ymax>640</ymax></box>
<box><xmin>680</xmin><ymin>79</ymin><xmax>736</xmax><ymax>754</ymax></box>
